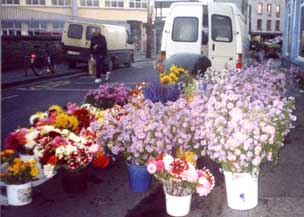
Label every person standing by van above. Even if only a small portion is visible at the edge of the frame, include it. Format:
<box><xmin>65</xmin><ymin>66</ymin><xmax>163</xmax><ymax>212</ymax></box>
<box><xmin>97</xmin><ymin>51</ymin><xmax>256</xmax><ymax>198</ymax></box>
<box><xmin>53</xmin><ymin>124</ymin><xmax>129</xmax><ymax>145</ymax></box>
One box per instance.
<box><xmin>90</xmin><ymin>29</ymin><xmax>108</xmax><ymax>83</ymax></box>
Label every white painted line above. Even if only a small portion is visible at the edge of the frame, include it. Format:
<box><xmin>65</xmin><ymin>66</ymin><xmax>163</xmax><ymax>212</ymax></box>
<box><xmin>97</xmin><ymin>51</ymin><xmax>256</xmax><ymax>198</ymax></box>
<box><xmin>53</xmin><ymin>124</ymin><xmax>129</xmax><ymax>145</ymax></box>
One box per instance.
<box><xmin>2</xmin><ymin>95</ymin><xmax>19</xmax><ymax>100</ymax></box>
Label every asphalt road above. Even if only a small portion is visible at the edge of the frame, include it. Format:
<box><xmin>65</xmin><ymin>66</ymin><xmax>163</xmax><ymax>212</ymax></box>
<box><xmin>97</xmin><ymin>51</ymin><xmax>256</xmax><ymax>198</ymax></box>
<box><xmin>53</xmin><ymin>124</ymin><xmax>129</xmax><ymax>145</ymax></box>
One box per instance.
<box><xmin>1</xmin><ymin>59</ymin><xmax>158</xmax><ymax>145</ymax></box>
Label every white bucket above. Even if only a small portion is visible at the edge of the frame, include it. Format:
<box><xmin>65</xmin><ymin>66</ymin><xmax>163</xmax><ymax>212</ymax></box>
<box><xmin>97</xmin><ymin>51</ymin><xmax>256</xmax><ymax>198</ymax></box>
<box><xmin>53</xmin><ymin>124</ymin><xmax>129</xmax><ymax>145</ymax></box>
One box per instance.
<box><xmin>165</xmin><ymin>191</ymin><xmax>192</xmax><ymax>217</ymax></box>
<box><xmin>7</xmin><ymin>183</ymin><xmax>32</xmax><ymax>206</ymax></box>
<box><xmin>224</xmin><ymin>171</ymin><xmax>258</xmax><ymax>210</ymax></box>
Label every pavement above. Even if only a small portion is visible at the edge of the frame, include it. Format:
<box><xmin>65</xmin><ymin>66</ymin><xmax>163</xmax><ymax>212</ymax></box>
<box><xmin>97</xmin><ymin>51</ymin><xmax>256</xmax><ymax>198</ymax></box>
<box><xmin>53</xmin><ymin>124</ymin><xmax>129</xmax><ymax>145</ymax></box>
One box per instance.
<box><xmin>1</xmin><ymin>53</ymin><xmax>154</xmax><ymax>89</ymax></box>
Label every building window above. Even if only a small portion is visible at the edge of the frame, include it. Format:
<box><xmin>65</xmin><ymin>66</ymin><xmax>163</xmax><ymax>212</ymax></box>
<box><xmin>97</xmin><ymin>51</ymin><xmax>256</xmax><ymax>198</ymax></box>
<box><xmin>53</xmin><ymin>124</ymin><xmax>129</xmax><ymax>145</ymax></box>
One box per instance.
<box><xmin>266</xmin><ymin>20</ymin><xmax>271</xmax><ymax>31</ymax></box>
<box><xmin>28</xmin><ymin>21</ymin><xmax>47</xmax><ymax>35</ymax></box>
<box><xmin>257</xmin><ymin>3</ymin><xmax>262</xmax><ymax>14</ymax></box>
<box><xmin>1</xmin><ymin>20</ymin><xmax>21</xmax><ymax>36</ymax></box>
<box><xmin>1</xmin><ymin>0</ymin><xmax>19</xmax><ymax>4</ymax></box>
<box><xmin>129</xmin><ymin>0</ymin><xmax>147</xmax><ymax>9</ymax></box>
<box><xmin>275</xmin><ymin>20</ymin><xmax>280</xmax><ymax>31</ymax></box>
<box><xmin>267</xmin><ymin>4</ymin><xmax>272</xmax><ymax>15</ymax></box>
<box><xmin>257</xmin><ymin>19</ymin><xmax>262</xmax><ymax>30</ymax></box>
<box><xmin>80</xmin><ymin>0</ymin><xmax>99</xmax><ymax>7</ymax></box>
<box><xmin>276</xmin><ymin>5</ymin><xmax>280</xmax><ymax>17</ymax></box>
<box><xmin>51</xmin><ymin>0</ymin><xmax>71</xmax><ymax>6</ymax></box>
<box><xmin>105</xmin><ymin>0</ymin><xmax>124</xmax><ymax>8</ymax></box>
<box><xmin>52</xmin><ymin>22</ymin><xmax>64</xmax><ymax>34</ymax></box>
<box><xmin>26</xmin><ymin>0</ymin><xmax>46</xmax><ymax>5</ymax></box>
<box><xmin>300</xmin><ymin>2</ymin><xmax>304</xmax><ymax>57</ymax></box>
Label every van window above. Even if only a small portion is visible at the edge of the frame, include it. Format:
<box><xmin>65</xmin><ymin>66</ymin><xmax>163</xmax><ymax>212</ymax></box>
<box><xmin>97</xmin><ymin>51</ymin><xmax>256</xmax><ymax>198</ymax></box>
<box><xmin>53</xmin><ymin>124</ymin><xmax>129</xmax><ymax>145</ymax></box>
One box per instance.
<box><xmin>211</xmin><ymin>15</ymin><xmax>232</xmax><ymax>42</ymax></box>
<box><xmin>68</xmin><ymin>24</ymin><xmax>83</xmax><ymax>39</ymax></box>
<box><xmin>86</xmin><ymin>26</ymin><xmax>101</xmax><ymax>40</ymax></box>
<box><xmin>172</xmin><ymin>17</ymin><xmax>198</xmax><ymax>42</ymax></box>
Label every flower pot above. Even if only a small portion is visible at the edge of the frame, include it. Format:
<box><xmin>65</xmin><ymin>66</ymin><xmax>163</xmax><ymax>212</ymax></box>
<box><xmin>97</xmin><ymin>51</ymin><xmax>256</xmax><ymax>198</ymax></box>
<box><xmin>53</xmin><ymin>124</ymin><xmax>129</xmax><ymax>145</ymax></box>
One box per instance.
<box><xmin>127</xmin><ymin>163</ymin><xmax>151</xmax><ymax>192</ymax></box>
<box><xmin>61</xmin><ymin>167</ymin><xmax>88</xmax><ymax>193</ymax></box>
<box><xmin>224</xmin><ymin>171</ymin><xmax>258</xmax><ymax>210</ymax></box>
<box><xmin>164</xmin><ymin>191</ymin><xmax>192</xmax><ymax>217</ymax></box>
<box><xmin>7</xmin><ymin>183</ymin><xmax>32</xmax><ymax>206</ymax></box>
<box><xmin>19</xmin><ymin>154</ymin><xmax>43</xmax><ymax>178</ymax></box>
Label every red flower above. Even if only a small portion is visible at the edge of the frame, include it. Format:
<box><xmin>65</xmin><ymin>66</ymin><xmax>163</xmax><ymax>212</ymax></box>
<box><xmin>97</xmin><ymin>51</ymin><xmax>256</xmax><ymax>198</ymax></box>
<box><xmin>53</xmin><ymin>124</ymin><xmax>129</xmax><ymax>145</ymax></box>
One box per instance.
<box><xmin>169</xmin><ymin>159</ymin><xmax>189</xmax><ymax>180</ymax></box>
<box><xmin>92</xmin><ymin>151</ymin><xmax>110</xmax><ymax>169</ymax></box>
<box><xmin>48</xmin><ymin>155</ymin><xmax>58</xmax><ymax>165</ymax></box>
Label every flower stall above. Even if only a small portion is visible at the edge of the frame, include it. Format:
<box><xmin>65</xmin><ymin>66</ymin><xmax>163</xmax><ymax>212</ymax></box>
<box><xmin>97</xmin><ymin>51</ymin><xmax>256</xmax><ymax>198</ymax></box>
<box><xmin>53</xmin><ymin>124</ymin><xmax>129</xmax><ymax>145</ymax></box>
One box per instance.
<box><xmin>1</xmin><ymin>60</ymin><xmax>296</xmax><ymax>214</ymax></box>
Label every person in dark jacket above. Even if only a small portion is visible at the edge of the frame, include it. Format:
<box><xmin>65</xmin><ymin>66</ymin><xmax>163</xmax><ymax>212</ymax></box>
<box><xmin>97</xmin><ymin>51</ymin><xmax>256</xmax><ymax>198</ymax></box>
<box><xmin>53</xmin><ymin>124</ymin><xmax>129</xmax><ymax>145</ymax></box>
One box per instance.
<box><xmin>90</xmin><ymin>28</ymin><xmax>107</xmax><ymax>83</ymax></box>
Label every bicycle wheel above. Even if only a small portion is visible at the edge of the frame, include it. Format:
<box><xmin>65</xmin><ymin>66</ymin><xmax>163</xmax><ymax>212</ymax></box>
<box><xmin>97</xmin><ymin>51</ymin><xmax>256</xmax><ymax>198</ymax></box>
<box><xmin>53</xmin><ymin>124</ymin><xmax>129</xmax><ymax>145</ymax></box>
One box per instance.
<box><xmin>31</xmin><ymin>58</ymin><xmax>47</xmax><ymax>76</ymax></box>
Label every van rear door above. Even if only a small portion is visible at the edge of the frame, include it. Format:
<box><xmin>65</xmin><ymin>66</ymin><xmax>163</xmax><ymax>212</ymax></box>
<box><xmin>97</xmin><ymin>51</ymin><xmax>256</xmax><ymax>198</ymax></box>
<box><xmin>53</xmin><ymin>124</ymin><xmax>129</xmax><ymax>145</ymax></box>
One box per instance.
<box><xmin>165</xmin><ymin>4</ymin><xmax>202</xmax><ymax>58</ymax></box>
<box><xmin>209</xmin><ymin>3</ymin><xmax>236</xmax><ymax>70</ymax></box>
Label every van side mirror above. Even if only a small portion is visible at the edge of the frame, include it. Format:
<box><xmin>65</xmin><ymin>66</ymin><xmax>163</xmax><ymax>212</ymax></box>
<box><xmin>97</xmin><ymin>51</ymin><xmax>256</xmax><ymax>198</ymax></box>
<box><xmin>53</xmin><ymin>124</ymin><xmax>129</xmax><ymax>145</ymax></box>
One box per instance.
<box><xmin>202</xmin><ymin>31</ymin><xmax>208</xmax><ymax>45</ymax></box>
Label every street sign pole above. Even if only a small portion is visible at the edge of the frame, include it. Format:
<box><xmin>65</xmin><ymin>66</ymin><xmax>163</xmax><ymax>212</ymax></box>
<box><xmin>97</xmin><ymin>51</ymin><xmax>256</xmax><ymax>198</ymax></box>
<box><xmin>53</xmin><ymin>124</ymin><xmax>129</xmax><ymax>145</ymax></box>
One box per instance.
<box><xmin>146</xmin><ymin>0</ymin><xmax>152</xmax><ymax>58</ymax></box>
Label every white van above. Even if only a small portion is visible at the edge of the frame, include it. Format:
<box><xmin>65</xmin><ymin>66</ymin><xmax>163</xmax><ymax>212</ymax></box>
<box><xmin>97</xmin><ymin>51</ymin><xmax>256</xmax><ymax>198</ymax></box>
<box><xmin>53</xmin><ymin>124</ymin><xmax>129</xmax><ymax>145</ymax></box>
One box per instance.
<box><xmin>160</xmin><ymin>2</ymin><xmax>249</xmax><ymax>71</ymax></box>
<box><xmin>62</xmin><ymin>20</ymin><xmax>134</xmax><ymax>69</ymax></box>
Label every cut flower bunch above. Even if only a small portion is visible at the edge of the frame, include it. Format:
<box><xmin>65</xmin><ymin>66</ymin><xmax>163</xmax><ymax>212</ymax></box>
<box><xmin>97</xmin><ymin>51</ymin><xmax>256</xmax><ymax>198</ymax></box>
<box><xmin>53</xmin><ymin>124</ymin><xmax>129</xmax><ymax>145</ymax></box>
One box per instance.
<box><xmin>147</xmin><ymin>154</ymin><xmax>215</xmax><ymax>196</ymax></box>
<box><xmin>200</xmin><ymin>63</ymin><xmax>296</xmax><ymax>173</ymax></box>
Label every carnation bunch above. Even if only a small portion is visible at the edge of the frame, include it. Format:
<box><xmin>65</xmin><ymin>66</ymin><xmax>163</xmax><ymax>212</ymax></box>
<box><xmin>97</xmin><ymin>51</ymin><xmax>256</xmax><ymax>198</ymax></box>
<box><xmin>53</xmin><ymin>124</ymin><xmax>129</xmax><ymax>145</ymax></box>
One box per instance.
<box><xmin>147</xmin><ymin>154</ymin><xmax>215</xmax><ymax>196</ymax></box>
<box><xmin>85</xmin><ymin>83</ymin><xmax>130</xmax><ymax>109</ymax></box>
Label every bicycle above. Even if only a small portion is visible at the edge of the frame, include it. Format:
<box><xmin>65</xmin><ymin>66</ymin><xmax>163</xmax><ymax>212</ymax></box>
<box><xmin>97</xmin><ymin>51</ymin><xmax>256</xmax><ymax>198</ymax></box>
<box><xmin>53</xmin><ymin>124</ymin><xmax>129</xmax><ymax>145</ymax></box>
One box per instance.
<box><xmin>23</xmin><ymin>43</ymin><xmax>56</xmax><ymax>76</ymax></box>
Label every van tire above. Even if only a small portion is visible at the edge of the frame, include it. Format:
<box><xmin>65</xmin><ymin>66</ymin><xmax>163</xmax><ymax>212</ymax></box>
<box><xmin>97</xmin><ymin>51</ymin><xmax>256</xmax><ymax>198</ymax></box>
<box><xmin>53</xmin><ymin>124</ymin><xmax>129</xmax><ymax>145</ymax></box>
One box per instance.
<box><xmin>68</xmin><ymin>62</ymin><xmax>76</xmax><ymax>69</ymax></box>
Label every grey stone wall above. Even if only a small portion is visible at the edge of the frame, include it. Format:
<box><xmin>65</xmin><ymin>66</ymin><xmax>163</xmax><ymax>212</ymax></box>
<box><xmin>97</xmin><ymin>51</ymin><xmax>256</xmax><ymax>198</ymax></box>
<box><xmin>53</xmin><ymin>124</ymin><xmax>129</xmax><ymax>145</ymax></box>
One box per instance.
<box><xmin>2</xmin><ymin>36</ymin><xmax>63</xmax><ymax>71</ymax></box>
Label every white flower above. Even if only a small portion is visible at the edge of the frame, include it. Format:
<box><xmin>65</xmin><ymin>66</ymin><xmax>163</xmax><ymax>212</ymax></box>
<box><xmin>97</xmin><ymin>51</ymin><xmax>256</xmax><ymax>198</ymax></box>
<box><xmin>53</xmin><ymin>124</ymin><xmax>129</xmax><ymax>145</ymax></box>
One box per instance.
<box><xmin>43</xmin><ymin>164</ymin><xmax>55</xmax><ymax>178</ymax></box>
<box><xmin>147</xmin><ymin>162</ymin><xmax>157</xmax><ymax>174</ymax></box>
<box><xmin>163</xmin><ymin>154</ymin><xmax>174</xmax><ymax>171</ymax></box>
<box><xmin>24</xmin><ymin>130</ymin><xmax>39</xmax><ymax>149</ymax></box>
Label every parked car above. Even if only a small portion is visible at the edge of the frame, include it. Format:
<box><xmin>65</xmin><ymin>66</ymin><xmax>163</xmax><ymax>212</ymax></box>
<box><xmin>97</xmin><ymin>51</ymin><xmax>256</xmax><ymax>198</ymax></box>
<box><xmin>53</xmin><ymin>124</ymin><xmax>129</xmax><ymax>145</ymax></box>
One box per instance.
<box><xmin>61</xmin><ymin>20</ymin><xmax>134</xmax><ymax>70</ymax></box>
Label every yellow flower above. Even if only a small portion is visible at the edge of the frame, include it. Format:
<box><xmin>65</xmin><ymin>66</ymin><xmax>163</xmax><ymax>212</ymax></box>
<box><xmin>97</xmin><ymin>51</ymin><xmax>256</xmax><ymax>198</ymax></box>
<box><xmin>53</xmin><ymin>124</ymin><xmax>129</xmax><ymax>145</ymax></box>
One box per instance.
<box><xmin>160</xmin><ymin>76</ymin><xmax>172</xmax><ymax>85</ymax></box>
<box><xmin>30</xmin><ymin>167</ymin><xmax>39</xmax><ymax>177</ymax></box>
<box><xmin>48</xmin><ymin>105</ymin><xmax>63</xmax><ymax>113</ymax></box>
<box><xmin>55</xmin><ymin>113</ymin><xmax>79</xmax><ymax>131</ymax></box>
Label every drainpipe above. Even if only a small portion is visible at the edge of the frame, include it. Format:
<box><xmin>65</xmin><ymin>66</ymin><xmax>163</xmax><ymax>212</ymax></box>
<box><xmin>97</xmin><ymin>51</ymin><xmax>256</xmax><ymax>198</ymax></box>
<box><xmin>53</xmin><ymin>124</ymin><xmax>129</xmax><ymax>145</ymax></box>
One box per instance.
<box><xmin>72</xmin><ymin>0</ymin><xmax>78</xmax><ymax>19</ymax></box>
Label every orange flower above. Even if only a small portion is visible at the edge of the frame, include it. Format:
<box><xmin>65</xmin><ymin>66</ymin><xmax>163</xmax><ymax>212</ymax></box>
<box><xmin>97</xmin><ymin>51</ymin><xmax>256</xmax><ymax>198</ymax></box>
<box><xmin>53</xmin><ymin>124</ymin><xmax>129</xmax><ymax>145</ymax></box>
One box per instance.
<box><xmin>48</xmin><ymin>156</ymin><xmax>58</xmax><ymax>165</ymax></box>
<box><xmin>92</xmin><ymin>155</ymin><xmax>110</xmax><ymax>169</ymax></box>
<box><xmin>4</xmin><ymin>149</ymin><xmax>14</xmax><ymax>155</ymax></box>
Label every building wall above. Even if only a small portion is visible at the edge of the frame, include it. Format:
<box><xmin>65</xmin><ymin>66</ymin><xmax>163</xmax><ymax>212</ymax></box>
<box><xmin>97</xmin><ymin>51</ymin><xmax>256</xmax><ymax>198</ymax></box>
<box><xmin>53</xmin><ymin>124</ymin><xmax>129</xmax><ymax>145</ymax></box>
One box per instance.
<box><xmin>282</xmin><ymin>0</ymin><xmax>304</xmax><ymax>68</ymax></box>
<box><xmin>249</xmin><ymin>0</ymin><xmax>284</xmax><ymax>36</ymax></box>
<box><xmin>1</xmin><ymin>0</ymin><xmax>148</xmax><ymax>22</ymax></box>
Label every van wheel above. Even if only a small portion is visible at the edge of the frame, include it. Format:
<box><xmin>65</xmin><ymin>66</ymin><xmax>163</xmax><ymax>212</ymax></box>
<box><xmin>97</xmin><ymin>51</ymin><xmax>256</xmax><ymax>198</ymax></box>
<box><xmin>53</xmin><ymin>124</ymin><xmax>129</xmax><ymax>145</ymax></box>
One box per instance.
<box><xmin>68</xmin><ymin>61</ymin><xmax>76</xmax><ymax>69</ymax></box>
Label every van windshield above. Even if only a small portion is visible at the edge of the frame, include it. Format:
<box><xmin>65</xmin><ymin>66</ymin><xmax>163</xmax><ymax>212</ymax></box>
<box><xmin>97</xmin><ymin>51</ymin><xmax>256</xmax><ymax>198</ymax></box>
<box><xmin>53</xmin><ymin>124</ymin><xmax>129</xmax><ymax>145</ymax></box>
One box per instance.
<box><xmin>86</xmin><ymin>26</ymin><xmax>101</xmax><ymax>40</ymax></box>
<box><xmin>172</xmin><ymin>17</ymin><xmax>198</xmax><ymax>42</ymax></box>
<box><xmin>68</xmin><ymin>24</ymin><xmax>83</xmax><ymax>39</ymax></box>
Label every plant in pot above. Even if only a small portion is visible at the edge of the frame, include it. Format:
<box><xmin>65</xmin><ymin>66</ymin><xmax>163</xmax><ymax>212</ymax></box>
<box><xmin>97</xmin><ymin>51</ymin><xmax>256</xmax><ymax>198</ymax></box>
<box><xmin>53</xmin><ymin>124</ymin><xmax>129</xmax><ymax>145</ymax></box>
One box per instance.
<box><xmin>0</xmin><ymin>157</ymin><xmax>40</xmax><ymax>206</ymax></box>
<box><xmin>201</xmin><ymin>65</ymin><xmax>296</xmax><ymax>210</ymax></box>
<box><xmin>147</xmin><ymin>154</ymin><xmax>215</xmax><ymax>217</ymax></box>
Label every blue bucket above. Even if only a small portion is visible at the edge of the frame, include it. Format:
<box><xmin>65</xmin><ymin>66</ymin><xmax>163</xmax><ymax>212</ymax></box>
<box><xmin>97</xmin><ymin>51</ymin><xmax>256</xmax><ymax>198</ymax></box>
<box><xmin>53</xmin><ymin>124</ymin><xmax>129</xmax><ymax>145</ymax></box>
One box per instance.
<box><xmin>127</xmin><ymin>163</ymin><xmax>152</xmax><ymax>192</ymax></box>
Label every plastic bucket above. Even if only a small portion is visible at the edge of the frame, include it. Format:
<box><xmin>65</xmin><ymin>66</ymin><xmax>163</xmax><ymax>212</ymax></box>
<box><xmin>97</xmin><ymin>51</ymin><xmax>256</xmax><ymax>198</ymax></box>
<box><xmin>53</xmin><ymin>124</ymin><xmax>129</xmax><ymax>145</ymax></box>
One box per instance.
<box><xmin>165</xmin><ymin>191</ymin><xmax>192</xmax><ymax>217</ymax></box>
<box><xmin>224</xmin><ymin>171</ymin><xmax>258</xmax><ymax>210</ymax></box>
<box><xmin>7</xmin><ymin>183</ymin><xmax>32</xmax><ymax>206</ymax></box>
<box><xmin>127</xmin><ymin>163</ymin><xmax>151</xmax><ymax>192</ymax></box>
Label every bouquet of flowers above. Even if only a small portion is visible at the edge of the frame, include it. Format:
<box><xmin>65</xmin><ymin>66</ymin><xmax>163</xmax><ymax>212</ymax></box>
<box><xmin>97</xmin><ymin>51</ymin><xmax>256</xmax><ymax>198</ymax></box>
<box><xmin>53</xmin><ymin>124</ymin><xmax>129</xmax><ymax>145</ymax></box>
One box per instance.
<box><xmin>5</xmin><ymin>128</ymin><xmax>40</xmax><ymax>155</ymax></box>
<box><xmin>147</xmin><ymin>154</ymin><xmax>215</xmax><ymax>196</ymax></box>
<box><xmin>0</xmin><ymin>157</ymin><xmax>40</xmax><ymax>184</ymax></box>
<box><xmin>98</xmin><ymin>97</ymin><xmax>210</xmax><ymax>165</ymax></box>
<box><xmin>141</xmin><ymin>82</ymin><xmax>180</xmax><ymax>104</ymax></box>
<box><xmin>85</xmin><ymin>83</ymin><xmax>130</xmax><ymax>109</ymax></box>
<box><xmin>33</xmin><ymin>126</ymin><xmax>99</xmax><ymax>177</ymax></box>
<box><xmin>201</xmin><ymin>64</ymin><xmax>296</xmax><ymax>174</ymax></box>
